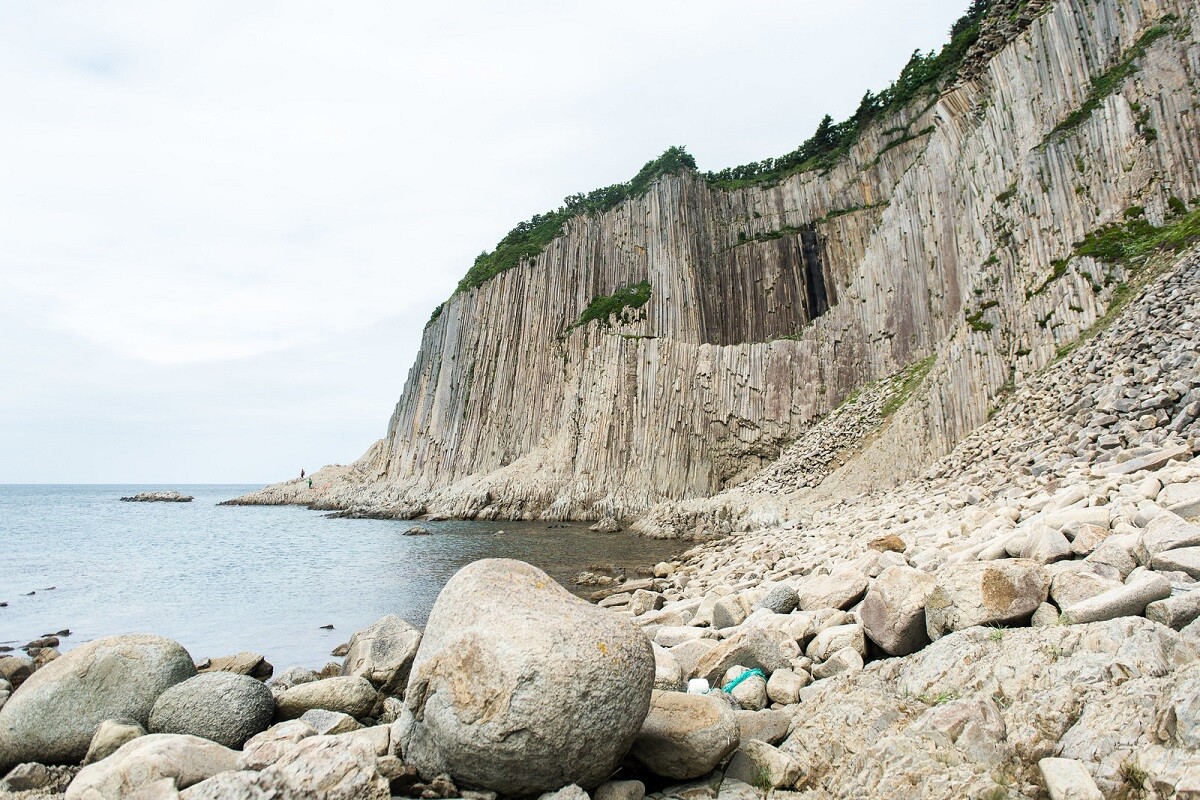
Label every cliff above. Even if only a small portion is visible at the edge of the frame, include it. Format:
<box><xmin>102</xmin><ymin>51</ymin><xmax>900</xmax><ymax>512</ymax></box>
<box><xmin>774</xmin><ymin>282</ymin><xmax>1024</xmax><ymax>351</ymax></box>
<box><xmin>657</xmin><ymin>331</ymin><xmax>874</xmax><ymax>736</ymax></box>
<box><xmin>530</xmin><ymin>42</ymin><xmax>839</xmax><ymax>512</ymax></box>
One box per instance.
<box><xmin>231</xmin><ymin>0</ymin><xmax>1200</xmax><ymax>526</ymax></box>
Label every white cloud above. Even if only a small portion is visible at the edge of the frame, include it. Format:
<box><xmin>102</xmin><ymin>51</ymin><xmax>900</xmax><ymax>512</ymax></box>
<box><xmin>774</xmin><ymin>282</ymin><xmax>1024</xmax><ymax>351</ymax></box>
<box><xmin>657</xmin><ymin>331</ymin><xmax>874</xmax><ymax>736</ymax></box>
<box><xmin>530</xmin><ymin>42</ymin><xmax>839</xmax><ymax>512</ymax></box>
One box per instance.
<box><xmin>0</xmin><ymin>0</ymin><xmax>969</xmax><ymax>480</ymax></box>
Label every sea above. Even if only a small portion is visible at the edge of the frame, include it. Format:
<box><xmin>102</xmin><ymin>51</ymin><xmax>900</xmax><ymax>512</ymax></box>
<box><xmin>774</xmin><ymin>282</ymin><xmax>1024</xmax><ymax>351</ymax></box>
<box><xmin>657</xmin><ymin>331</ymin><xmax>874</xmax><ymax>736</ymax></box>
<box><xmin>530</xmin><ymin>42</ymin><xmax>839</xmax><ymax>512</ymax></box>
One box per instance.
<box><xmin>0</xmin><ymin>485</ymin><xmax>681</xmax><ymax>671</ymax></box>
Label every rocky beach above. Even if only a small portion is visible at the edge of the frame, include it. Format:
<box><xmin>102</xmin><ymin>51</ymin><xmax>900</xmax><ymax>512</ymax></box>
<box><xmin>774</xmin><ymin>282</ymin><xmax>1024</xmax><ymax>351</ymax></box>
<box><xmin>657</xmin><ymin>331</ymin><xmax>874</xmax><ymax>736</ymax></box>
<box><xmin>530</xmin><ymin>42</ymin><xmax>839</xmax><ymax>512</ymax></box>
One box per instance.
<box><xmin>6</xmin><ymin>0</ymin><xmax>1200</xmax><ymax>796</ymax></box>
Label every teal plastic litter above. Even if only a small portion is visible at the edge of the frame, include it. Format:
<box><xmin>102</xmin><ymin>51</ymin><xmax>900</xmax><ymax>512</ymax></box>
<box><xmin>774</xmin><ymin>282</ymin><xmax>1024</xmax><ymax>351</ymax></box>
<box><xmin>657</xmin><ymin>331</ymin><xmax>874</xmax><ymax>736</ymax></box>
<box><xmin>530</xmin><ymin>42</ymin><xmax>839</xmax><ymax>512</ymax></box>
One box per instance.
<box><xmin>721</xmin><ymin>667</ymin><xmax>765</xmax><ymax>693</ymax></box>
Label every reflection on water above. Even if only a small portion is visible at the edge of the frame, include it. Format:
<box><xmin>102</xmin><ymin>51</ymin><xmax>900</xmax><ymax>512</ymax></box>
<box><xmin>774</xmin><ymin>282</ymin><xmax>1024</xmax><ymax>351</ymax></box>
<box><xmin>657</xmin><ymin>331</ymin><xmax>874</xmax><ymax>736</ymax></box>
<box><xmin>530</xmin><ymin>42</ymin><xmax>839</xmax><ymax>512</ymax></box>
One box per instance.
<box><xmin>0</xmin><ymin>485</ymin><xmax>681</xmax><ymax>669</ymax></box>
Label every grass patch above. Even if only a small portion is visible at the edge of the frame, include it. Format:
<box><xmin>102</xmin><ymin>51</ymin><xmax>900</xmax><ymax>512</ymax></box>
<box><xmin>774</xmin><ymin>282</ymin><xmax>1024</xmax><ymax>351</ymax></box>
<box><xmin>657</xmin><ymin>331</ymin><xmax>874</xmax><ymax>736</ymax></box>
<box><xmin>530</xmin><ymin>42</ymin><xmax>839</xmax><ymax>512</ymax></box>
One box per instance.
<box><xmin>1043</xmin><ymin>19</ymin><xmax>1176</xmax><ymax>143</ymax></box>
<box><xmin>881</xmin><ymin>355</ymin><xmax>937</xmax><ymax>417</ymax></box>
<box><xmin>570</xmin><ymin>281</ymin><xmax>652</xmax><ymax>330</ymax></box>
<box><xmin>966</xmin><ymin>310</ymin><xmax>994</xmax><ymax>332</ymax></box>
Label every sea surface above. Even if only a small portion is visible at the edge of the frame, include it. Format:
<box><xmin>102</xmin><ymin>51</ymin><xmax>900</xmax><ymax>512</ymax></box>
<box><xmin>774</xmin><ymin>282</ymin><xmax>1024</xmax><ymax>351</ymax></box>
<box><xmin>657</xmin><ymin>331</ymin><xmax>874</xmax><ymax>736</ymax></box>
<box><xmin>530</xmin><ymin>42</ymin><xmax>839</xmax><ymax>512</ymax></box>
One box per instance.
<box><xmin>0</xmin><ymin>485</ymin><xmax>681</xmax><ymax>670</ymax></box>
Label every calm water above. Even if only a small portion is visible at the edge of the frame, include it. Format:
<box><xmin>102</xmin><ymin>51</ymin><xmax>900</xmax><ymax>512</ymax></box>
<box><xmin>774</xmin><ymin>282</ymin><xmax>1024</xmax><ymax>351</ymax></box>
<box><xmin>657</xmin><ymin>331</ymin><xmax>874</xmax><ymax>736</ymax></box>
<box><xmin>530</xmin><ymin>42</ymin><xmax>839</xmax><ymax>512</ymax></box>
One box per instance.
<box><xmin>0</xmin><ymin>485</ymin><xmax>679</xmax><ymax>670</ymax></box>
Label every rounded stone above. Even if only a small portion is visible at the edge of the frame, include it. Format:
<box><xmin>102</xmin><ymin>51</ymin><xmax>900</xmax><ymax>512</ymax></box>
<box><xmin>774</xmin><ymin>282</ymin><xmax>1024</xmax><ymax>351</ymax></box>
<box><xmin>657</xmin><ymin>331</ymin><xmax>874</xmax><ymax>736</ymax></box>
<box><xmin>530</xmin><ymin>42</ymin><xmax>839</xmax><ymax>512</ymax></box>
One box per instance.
<box><xmin>0</xmin><ymin>634</ymin><xmax>195</xmax><ymax>771</ymax></box>
<box><xmin>274</xmin><ymin>676</ymin><xmax>378</xmax><ymax>720</ymax></box>
<box><xmin>398</xmin><ymin>558</ymin><xmax>655</xmax><ymax>794</ymax></box>
<box><xmin>629</xmin><ymin>690</ymin><xmax>740</xmax><ymax>780</ymax></box>
<box><xmin>149</xmin><ymin>672</ymin><xmax>275</xmax><ymax>749</ymax></box>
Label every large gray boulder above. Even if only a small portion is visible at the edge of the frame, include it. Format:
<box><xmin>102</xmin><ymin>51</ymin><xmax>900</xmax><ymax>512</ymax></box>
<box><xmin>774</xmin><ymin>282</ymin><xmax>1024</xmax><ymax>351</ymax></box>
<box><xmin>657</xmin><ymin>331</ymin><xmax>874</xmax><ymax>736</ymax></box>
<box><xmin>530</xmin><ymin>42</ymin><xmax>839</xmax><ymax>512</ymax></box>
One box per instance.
<box><xmin>693</xmin><ymin>628</ymin><xmax>789</xmax><ymax>685</ymax></box>
<box><xmin>0</xmin><ymin>634</ymin><xmax>195</xmax><ymax>770</ymax></box>
<box><xmin>628</xmin><ymin>690</ymin><xmax>740</xmax><ymax>780</ymax></box>
<box><xmin>65</xmin><ymin>734</ymin><xmax>237</xmax><ymax>799</ymax></box>
<box><xmin>925</xmin><ymin>560</ymin><xmax>1049</xmax><ymax>640</ymax></box>
<box><xmin>397</xmin><ymin>558</ymin><xmax>654</xmax><ymax>794</ymax></box>
<box><xmin>149</xmin><ymin>672</ymin><xmax>275</xmax><ymax>748</ymax></box>
<box><xmin>341</xmin><ymin>615</ymin><xmax>422</xmax><ymax>695</ymax></box>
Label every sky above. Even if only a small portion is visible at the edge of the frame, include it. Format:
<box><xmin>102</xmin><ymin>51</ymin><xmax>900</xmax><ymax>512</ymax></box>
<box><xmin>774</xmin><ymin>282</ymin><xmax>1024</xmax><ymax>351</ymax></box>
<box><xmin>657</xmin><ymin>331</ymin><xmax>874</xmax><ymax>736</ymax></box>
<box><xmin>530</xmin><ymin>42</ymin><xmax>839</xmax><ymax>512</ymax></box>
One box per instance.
<box><xmin>0</xmin><ymin>0</ymin><xmax>970</xmax><ymax>484</ymax></box>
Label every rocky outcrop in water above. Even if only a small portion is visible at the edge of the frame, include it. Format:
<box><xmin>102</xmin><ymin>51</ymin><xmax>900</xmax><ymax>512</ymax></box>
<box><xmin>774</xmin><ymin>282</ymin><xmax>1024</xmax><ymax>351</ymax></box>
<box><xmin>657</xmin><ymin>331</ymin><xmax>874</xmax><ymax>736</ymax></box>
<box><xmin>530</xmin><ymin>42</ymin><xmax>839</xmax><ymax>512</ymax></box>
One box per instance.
<box><xmin>120</xmin><ymin>492</ymin><xmax>192</xmax><ymax>503</ymax></box>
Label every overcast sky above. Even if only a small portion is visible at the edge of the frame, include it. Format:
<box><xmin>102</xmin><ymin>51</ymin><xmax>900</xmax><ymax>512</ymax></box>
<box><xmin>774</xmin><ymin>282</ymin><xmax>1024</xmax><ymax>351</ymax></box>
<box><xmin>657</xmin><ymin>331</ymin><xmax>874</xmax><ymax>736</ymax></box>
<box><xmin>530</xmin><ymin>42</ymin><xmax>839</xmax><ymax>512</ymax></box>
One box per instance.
<box><xmin>0</xmin><ymin>0</ymin><xmax>969</xmax><ymax>484</ymax></box>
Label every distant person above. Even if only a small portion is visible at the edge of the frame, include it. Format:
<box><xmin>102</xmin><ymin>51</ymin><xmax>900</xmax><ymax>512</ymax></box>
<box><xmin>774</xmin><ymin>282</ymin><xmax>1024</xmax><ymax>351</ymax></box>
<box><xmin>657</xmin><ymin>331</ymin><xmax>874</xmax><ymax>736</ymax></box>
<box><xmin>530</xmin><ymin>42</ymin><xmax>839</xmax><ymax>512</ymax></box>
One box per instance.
<box><xmin>308</xmin><ymin>477</ymin><xmax>313</xmax><ymax>489</ymax></box>
<box><xmin>300</xmin><ymin>468</ymin><xmax>305</xmax><ymax>479</ymax></box>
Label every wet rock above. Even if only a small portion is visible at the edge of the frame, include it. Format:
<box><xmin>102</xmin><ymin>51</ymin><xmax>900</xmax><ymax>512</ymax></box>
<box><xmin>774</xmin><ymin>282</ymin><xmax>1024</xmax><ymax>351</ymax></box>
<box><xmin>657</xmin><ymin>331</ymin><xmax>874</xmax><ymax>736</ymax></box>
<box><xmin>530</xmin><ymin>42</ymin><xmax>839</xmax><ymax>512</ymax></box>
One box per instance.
<box><xmin>590</xmin><ymin>517</ymin><xmax>621</xmax><ymax>533</ymax></box>
<box><xmin>120</xmin><ymin>491</ymin><xmax>193</xmax><ymax>502</ymax></box>
<box><xmin>398</xmin><ymin>559</ymin><xmax>654</xmax><ymax>794</ymax></box>
<box><xmin>149</xmin><ymin>672</ymin><xmax>275</xmax><ymax>749</ymax></box>
<box><xmin>629</xmin><ymin>690</ymin><xmax>739</xmax><ymax>780</ymax></box>
<box><xmin>0</xmin><ymin>634</ymin><xmax>195</xmax><ymax>771</ymax></box>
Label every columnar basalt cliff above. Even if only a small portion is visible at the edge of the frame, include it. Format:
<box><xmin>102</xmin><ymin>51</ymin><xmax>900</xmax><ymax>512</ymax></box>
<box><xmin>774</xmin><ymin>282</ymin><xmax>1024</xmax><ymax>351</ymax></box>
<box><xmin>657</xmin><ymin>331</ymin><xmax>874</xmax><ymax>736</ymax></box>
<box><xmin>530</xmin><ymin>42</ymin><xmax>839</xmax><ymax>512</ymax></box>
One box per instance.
<box><xmin>232</xmin><ymin>0</ymin><xmax>1200</xmax><ymax>525</ymax></box>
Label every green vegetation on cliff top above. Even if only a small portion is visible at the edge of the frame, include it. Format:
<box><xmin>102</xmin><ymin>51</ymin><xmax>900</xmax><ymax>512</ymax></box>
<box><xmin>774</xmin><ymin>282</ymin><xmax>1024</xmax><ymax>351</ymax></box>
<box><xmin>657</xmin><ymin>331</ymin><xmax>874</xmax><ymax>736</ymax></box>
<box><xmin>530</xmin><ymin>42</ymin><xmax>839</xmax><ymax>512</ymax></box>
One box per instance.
<box><xmin>433</xmin><ymin>0</ymin><xmax>992</xmax><ymax>305</ymax></box>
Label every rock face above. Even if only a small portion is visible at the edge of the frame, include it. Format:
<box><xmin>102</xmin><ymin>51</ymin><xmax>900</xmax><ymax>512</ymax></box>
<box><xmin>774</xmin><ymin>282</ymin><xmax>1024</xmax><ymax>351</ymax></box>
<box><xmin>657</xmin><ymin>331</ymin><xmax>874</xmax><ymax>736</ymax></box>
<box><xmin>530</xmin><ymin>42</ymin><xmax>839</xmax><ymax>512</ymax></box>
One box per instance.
<box><xmin>230</xmin><ymin>0</ymin><xmax>1200</xmax><ymax>528</ymax></box>
<box><xmin>398</xmin><ymin>559</ymin><xmax>654</xmax><ymax>794</ymax></box>
<box><xmin>148</xmin><ymin>672</ymin><xmax>275</xmax><ymax>748</ymax></box>
<box><xmin>0</xmin><ymin>634</ymin><xmax>195</xmax><ymax>771</ymax></box>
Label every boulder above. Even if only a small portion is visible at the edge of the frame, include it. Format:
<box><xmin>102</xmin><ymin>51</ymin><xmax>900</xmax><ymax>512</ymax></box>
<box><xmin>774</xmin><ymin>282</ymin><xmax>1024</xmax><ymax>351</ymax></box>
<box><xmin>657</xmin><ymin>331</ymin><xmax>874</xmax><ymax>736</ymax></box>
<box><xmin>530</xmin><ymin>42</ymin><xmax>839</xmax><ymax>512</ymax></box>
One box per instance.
<box><xmin>765</xmin><ymin>669</ymin><xmax>808</xmax><ymax>705</ymax></box>
<box><xmin>860</xmin><ymin>565</ymin><xmax>937</xmax><ymax>656</ymax></box>
<box><xmin>724</xmin><ymin>739</ymin><xmax>804</xmax><ymax>789</ymax></box>
<box><xmin>594</xmin><ymin>779</ymin><xmax>646</xmax><ymax>800</ymax></box>
<box><xmin>1138</xmin><ymin>512</ymin><xmax>1200</xmax><ymax>560</ymax></box>
<box><xmin>925</xmin><ymin>560</ymin><xmax>1049</xmax><ymax>640</ymax></box>
<box><xmin>733</xmin><ymin>708</ymin><xmax>794</xmax><ymax>746</ymax></box>
<box><xmin>1021</xmin><ymin>526</ymin><xmax>1073</xmax><ymax>564</ymax></box>
<box><xmin>299</xmin><ymin>708</ymin><xmax>362</xmax><ymax>735</ymax></box>
<box><xmin>754</xmin><ymin>585</ymin><xmax>799</xmax><ymax>615</ymax></box>
<box><xmin>0</xmin><ymin>634</ymin><xmax>195</xmax><ymax>770</ymax></box>
<box><xmin>1038</xmin><ymin>757</ymin><xmax>1102</xmax><ymax>800</ymax></box>
<box><xmin>1049</xmin><ymin>571</ymin><xmax>1122</xmax><ymax>609</ymax></box>
<box><xmin>1146</xmin><ymin>590</ymin><xmax>1200</xmax><ymax>630</ymax></box>
<box><xmin>1061</xmin><ymin>574</ymin><xmax>1172</xmax><ymax>624</ymax></box>
<box><xmin>712</xmin><ymin>596</ymin><xmax>749</xmax><ymax>629</ymax></box>
<box><xmin>65</xmin><ymin>734</ymin><xmax>237</xmax><ymax>799</ymax></box>
<box><xmin>0</xmin><ymin>655</ymin><xmax>33</xmax><ymax>689</ymax></box>
<box><xmin>269</xmin><ymin>734</ymin><xmax>388</xmax><ymax>799</ymax></box>
<box><xmin>693</xmin><ymin>628</ymin><xmax>789</xmax><ymax>685</ymax></box>
<box><xmin>83</xmin><ymin>719</ymin><xmax>147</xmax><ymax>765</ymax></box>
<box><xmin>539</xmin><ymin>786</ymin><xmax>588</xmax><ymax>800</ymax></box>
<box><xmin>805</xmin><ymin>624</ymin><xmax>866</xmax><ymax>662</ymax></box>
<box><xmin>274</xmin><ymin>676</ymin><xmax>377</xmax><ymax>720</ymax></box>
<box><xmin>629</xmin><ymin>690</ymin><xmax>739</xmax><ymax>780</ymax></box>
<box><xmin>341</xmin><ymin>615</ymin><xmax>422</xmax><ymax>694</ymax></box>
<box><xmin>196</xmin><ymin>652</ymin><xmax>273</xmax><ymax>682</ymax></box>
<box><xmin>149</xmin><ymin>672</ymin><xmax>274</xmax><ymax>749</ymax></box>
<box><xmin>811</xmin><ymin>647</ymin><xmax>864</xmax><ymax>680</ymax></box>
<box><xmin>722</xmin><ymin>667</ymin><xmax>767</xmax><ymax>711</ymax></box>
<box><xmin>653</xmin><ymin>644</ymin><xmax>684</xmax><ymax>691</ymax></box>
<box><xmin>669</xmin><ymin>638</ymin><xmax>719</xmax><ymax>680</ymax></box>
<box><xmin>398</xmin><ymin>559</ymin><xmax>654</xmax><ymax>794</ymax></box>
<box><xmin>239</xmin><ymin>720</ymin><xmax>317</xmax><ymax>770</ymax></box>
<box><xmin>1151</xmin><ymin>547</ymin><xmax>1200</xmax><ymax>579</ymax></box>
<box><xmin>269</xmin><ymin>667</ymin><xmax>319</xmax><ymax>691</ymax></box>
<box><xmin>797</xmin><ymin>568</ymin><xmax>869</xmax><ymax>612</ymax></box>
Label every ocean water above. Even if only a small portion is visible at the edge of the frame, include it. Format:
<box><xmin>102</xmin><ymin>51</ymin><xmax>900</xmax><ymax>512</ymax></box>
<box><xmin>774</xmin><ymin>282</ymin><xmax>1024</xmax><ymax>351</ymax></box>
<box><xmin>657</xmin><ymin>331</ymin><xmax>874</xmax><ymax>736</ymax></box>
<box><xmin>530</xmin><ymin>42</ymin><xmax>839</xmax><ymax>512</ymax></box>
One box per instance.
<box><xmin>0</xmin><ymin>485</ymin><xmax>680</xmax><ymax>670</ymax></box>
